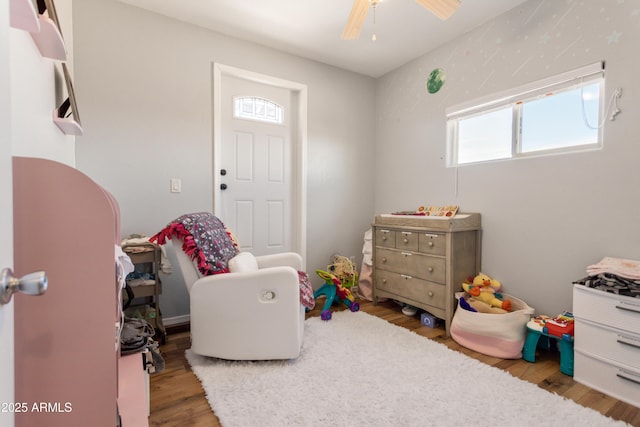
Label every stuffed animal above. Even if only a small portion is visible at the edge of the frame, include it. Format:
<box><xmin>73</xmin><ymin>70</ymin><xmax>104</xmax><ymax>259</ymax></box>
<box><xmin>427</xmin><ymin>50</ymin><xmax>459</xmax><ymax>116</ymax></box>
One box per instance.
<box><xmin>327</xmin><ymin>254</ymin><xmax>358</xmax><ymax>290</ymax></box>
<box><xmin>462</xmin><ymin>273</ymin><xmax>512</xmax><ymax>312</ymax></box>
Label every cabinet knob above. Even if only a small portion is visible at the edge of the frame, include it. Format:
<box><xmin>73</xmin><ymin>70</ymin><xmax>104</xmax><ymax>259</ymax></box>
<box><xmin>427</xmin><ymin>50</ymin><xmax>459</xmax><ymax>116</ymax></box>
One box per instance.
<box><xmin>403</xmin><ymin>238</ymin><xmax>409</xmax><ymax>244</ymax></box>
<box><xmin>382</xmin><ymin>236</ymin><xmax>387</xmax><ymax>241</ymax></box>
<box><xmin>428</xmin><ymin>267</ymin><xmax>434</xmax><ymax>273</ymax></box>
<box><xmin>428</xmin><ymin>241</ymin><xmax>434</xmax><ymax>247</ymax></box>
<box><xmin>381</xmin><ymin>257</ymin><xmax>387</xmax><ymax>263</ymax></box>
<box><xmin>428</xmin><ymin>291</ymin><xmax>434</xmax><ymax>297</ymax></box>
<box><xmin>382</xmin><ymin>279</ymin><xmax>387</xmax><ymax>284</ymax></box>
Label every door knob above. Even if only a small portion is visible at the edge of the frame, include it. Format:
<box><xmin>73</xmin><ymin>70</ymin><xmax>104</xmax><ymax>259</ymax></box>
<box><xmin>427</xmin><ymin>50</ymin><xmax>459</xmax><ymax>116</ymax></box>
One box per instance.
<box><xmin>220</xmin><ymin>183</ymin><xmax>228</xmax><ymax>190</ymax></box>
<box><xmin>0</xmin><ymin>268</ymin><xmax>48</xmax><ymax>304</ymax></box>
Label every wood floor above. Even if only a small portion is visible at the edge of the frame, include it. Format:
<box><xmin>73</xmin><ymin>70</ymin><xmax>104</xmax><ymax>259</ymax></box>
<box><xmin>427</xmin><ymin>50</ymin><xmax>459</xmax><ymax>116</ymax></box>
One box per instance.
<box><xmin>149</xmin><ymin>300</ymin><xmax>640</xmax><ymax>427</ymax></box>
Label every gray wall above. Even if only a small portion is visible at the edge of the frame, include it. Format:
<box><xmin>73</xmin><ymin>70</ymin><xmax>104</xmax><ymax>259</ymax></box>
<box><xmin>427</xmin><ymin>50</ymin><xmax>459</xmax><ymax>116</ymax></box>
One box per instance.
<box><xmin>74</xmin><ymin>0</ymin><xmax>640</xmax><ymax>321</ymax></box>
<box><xmin>73</xmin><ymin>0</ymin><xmax>376</xmax><ymax>319</ymax></box>
<box><xmin>375</xmin><ymin>0</ymin><xmax>640</xmax><ymax>315</ymax></box>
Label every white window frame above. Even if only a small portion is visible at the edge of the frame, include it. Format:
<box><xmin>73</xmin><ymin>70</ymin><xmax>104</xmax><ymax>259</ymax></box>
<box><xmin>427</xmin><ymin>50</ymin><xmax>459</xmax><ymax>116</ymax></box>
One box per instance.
<box><xmin>446</xmin><ymin>62</ymin><xmax>605</xmax><ymax>167</ymax></box>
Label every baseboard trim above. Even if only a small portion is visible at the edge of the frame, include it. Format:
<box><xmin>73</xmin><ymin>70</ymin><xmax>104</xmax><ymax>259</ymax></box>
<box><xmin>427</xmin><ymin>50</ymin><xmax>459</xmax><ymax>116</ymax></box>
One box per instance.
<box><xmin>163</xmin><ymin>315</ymin><xmax>190</xmax><ymax>335</ymax></box>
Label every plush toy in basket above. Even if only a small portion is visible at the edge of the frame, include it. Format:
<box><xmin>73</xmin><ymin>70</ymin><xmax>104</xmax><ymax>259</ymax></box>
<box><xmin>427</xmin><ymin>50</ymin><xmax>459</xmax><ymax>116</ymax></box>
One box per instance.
<box><xmin>451</xmin><ymin>273</ymin><xmax>534</xmax><ymax>359</ymax></box>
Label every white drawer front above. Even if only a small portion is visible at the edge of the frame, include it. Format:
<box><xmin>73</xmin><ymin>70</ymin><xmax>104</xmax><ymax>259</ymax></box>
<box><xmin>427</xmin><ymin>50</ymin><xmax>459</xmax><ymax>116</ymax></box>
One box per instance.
<box><xmin>575</xmin><ymin>319</ymin><xmax>640</xmax><ymax>369</ymax></box>
<box><xmin>574</xmin><ymin>350</ymin><xmax>640</xmax><ymax>409</ymax></box>
<box><xmin>573</xmin><ymin>285</ymin><xmax>640</xmax><ymax>335</ymax></box>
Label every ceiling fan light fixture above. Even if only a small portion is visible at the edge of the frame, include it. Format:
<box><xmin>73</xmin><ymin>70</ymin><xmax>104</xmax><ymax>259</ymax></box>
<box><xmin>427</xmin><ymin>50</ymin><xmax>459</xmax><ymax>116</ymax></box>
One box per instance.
<box><xmin>415</xmin><ymin>0</ymin><xmax>461</xmax><ymax>20</ymax></box>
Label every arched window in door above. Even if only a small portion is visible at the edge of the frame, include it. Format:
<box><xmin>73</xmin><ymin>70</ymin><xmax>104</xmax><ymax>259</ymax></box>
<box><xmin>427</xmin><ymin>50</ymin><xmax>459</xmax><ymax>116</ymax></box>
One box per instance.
<box><xmin>233</xmin><ymin>96</ymin><xmax>283</xmax><ymax>124</ymax></box>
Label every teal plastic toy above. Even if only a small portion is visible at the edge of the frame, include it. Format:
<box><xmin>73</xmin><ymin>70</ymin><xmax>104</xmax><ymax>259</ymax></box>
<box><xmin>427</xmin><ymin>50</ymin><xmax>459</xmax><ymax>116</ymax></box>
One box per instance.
<box><xmin>313</xmin><ymin>269</ymin><xmax>360</xmax><ymax>321</ymax></box>
<box><xmin>523</xmin><ymin>323</ymin><xmax>574</xmax><ymax>376</ymax></box>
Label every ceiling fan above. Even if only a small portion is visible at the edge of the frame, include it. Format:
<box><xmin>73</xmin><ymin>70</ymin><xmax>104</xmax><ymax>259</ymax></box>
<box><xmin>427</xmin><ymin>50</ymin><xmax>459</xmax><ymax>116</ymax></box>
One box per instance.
<box><xmin>341</xmin><ymin>0</ymin><xmax>461</xmax><ymax>40</ymax></box>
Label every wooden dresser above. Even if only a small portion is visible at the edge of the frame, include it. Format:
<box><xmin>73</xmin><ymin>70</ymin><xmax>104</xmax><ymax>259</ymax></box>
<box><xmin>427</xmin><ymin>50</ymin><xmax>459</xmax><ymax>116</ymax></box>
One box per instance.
<box><xmin>573</xmin><ymin>284</ymin><xmax>640</xmax><ymax>408</ymax></box>
<box><xmin>372</xmin><ymin>213</ymin><xmax>481</xmax><ymax>336</ymax></box>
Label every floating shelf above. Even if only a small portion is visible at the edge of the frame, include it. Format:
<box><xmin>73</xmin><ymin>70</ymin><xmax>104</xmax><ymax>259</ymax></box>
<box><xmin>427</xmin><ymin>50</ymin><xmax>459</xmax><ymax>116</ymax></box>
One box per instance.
<box><xmin>10</xmin><ymin>0</ymin><xmax>40</xmax><ymax>33</ymax></box>
<box><xmin>30</xmin><ymin>15</ymin><xmax>67</xmax><ymax>61</ymax></box>
<box><xmin>52</xmin><ymin>110</ymin><xmax>83</xmax><ymax>136</ymax></box>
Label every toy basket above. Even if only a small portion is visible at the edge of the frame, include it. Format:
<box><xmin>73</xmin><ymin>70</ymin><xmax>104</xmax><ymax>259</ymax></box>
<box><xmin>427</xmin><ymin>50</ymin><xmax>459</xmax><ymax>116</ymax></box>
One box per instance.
<box><xmin>451</xmin><ymin>292</ymin><xmax>534</xmax><ymax>359</ymax></box>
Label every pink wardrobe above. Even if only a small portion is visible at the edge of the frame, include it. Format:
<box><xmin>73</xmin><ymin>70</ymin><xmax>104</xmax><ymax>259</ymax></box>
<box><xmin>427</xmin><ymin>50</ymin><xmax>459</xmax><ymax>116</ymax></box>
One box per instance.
<box><xmin>12</xmin><ymin>157</ymin><xmax>147</xmax><ymax>426</ymax></box>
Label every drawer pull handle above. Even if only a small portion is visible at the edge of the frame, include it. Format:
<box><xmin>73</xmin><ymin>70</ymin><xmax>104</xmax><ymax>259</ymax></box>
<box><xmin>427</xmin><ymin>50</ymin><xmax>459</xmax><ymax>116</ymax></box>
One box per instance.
<box><xmin>615</xmin><ymin>303</ymin><xmax>640</xmax><ymax>314</ymax></box>
<box><xmin>382</xmin><ymin>279</ymin><xmax>387</xmax><ymax>284</ymax></box>
<box><xmin>401</xmin><ymin>252</ymin><xmax>412</xmax><ymax>257</ymax></box>
<box><xmin>403</xmin><ymin>238</ymin><xmax>409</xmax><ymax>243</ymax></box>
<box><xmin>428</xmin><ymin>267</ymin><xmax>434</xmax><ymax>272</ymax></box>
<box><xmin>428</xmin><ymin>242</ymin><xmax>434</xmax><ymax>247</ymax></box>
<box><xmin>401</xmin><ymin>274</ymin><xmax>412</xmax><ymax>280</ymax></box>
<box><xmin>617</xmin><ymin>335</ymin><xmax>640</xmax><ymax>349</ymax></box>
<box><xmin>382</xmin><ymin>236</ymin><xmax>387</xmax><ymax>241</ymax></box>
<box><xmin>616</xmin><ymin>369</ymin><xmax>640</xmax><ymax>386</ymax></box>
<box><xmin>428</xmin><ymin>291</ymin><xmax>434</xmax><ymax>297</ymax></box>
<box><xmin>381</xmin><ymin>257</ymin><xmax>387</xmax><ymax>263</ymax></box>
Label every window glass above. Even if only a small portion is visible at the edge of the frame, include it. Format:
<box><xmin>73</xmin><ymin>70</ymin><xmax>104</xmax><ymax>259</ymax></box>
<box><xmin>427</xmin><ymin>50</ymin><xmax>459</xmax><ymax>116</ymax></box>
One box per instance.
<box><xmin>457</xmin><ymin>107</ymin><xmax>512</xmax><ymax>164</ymax></box>
<box><xmin>521</xmin><ymin>82</ymin><xmax>600</xmax><ymax>153</ymax></box>
<box><xmin>234</xmin><ymin>97</ymin><xmax>283</xmax><ymax>124</ymax></box>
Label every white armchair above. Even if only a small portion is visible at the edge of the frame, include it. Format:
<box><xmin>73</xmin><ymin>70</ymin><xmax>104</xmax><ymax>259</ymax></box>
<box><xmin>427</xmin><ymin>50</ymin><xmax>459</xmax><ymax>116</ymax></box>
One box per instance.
<box><xmin>169</xmin><ymin>240</ymin><xmax>305</xmax><ymax>360</ymax></box>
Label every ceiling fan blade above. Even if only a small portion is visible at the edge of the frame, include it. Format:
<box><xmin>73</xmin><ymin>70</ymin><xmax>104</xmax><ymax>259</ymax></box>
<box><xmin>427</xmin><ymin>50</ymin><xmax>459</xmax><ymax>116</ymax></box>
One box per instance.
<box><xmin>415</xmin><ymin>0</ymin><xmax>461</xmax><ymax>20</ymax></box>
<box><xmin>341</xmin><ymin>0</ymin><xmax>371</xmax><ymax>40</ymax></box>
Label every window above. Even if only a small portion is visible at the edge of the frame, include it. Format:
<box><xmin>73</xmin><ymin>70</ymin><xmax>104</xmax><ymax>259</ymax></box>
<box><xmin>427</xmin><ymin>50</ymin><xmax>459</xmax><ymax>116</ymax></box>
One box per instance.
<box><xmin>233</xmin><ymin>96</ymin><xmax>283</xmax><ymax>124</ymax></box>
<box><xmin>446</xmin><ymin>62</ymin><xmax>605</xmax><ymax>166</ymax></box>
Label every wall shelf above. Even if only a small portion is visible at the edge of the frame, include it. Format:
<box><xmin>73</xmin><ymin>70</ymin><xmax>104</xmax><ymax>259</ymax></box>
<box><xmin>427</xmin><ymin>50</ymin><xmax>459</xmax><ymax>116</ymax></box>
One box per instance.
<box><xmin>10</xmin><ymin>0</ymin><xmax>40</xmax><ymax>33</ymax></box>
<box><xmin>52</xmin><ymin>110</ymin><xmax>83</xmax><ymax>136</ymax></box>
<box><xmin>30</xmin><ymin>14</ymin><xmax>67</xmax><ymax>60</ymax></box>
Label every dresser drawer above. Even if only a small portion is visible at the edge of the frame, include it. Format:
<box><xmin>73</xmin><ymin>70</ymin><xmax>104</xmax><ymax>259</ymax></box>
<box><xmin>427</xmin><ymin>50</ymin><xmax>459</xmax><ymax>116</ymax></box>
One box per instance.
<box><xmin>574</xmin><ymin>350</ymin><xmax>640</xmax><ymax>408</ymax></box>
<box><xmin>375</xmin><ymin>229</ymin><xmax>396</xmax><ymax>248</ymax></box>
<box><xmin>573</xmin><ymin>285</ymin><xmax>640</xmax><ymax>335</ymax></box>
<box><xmin>375</xmin><ymin>248</ymin><xmax>446</xmax><ymax>283</ymax></box>
<box><xmin>395</xmin><ymin>230</ymin><xmax>419</xmax><ymax>251</ymax></box>
<box><xmin>375</xmin><ymin>269</ymin><xmax>445</xmax><ymax>309</ymax></box>
<box><xmin>419</xmin><ymin>232</ymin><xmax>446</xmax><ymax>256</ymax></box>
<box><xmin>575</xmin><ymin>319</ymin><xmax>640</xmax><ymax>369</ymax></box>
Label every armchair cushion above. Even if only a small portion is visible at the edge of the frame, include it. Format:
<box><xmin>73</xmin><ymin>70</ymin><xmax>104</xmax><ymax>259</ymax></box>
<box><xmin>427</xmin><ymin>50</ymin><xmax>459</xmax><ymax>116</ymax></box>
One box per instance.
<box><xmin>228</xmin><ymin>252</ymin><xmax>259</xmax><ymax>273</ymax></box>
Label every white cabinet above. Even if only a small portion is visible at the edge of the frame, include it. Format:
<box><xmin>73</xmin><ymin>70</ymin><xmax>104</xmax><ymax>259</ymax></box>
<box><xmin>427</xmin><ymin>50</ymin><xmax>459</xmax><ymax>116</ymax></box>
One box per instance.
<box><xmin>573</xmin><ymin>284</ymin><xmax>640</xmax><ymax>408</ymax></box>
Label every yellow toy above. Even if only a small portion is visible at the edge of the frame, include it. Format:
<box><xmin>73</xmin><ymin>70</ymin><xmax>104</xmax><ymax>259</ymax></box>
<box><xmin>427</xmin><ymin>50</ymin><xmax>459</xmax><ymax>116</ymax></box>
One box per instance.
<box><xmin>462</xmin><ymin>273</ymin><xmax>512</xmax><ymax>312</ymax></box>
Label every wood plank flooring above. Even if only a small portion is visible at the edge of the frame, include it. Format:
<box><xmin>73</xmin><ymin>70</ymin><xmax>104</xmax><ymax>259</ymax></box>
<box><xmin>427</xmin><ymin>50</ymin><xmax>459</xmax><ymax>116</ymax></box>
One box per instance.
<box><xmin>149</xmin><ymin>300</ymin><xmax>640</xmax><ymax>426</ymax></box>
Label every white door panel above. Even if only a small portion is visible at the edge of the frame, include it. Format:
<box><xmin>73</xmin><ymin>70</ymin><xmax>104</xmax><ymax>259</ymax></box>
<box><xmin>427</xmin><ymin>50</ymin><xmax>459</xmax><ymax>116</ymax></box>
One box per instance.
<box><xmin>213</xmin><ymin>64</ymin><xmax>307</xmax><ymax>265</ymax></box>
<box><xmin>221</xmin><ymin>75</ymin><xmax>292</xmax><ymax>256</ymax></box>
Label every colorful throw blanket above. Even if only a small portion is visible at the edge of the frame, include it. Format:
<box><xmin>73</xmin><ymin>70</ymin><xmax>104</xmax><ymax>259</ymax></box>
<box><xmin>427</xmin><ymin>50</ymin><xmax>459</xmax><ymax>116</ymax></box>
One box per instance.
<box><xmin>150</xmin><ymin>212</ymin><xmax>239</xmax><ymax>276</ymax></box>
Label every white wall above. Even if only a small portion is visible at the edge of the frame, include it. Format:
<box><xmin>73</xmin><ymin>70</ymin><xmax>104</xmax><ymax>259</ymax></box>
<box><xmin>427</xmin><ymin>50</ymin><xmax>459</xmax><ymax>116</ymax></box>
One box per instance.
<box><xmin>375</xmin><ymin>0</ymin><xmax>640</xmax><ymax>315</ymax></box>
<box><xmin>73</xmin><ymin>0</ymin><xmax>376</xmax><ymax>319</ymax></box>
<box><xmin>10</xmin><ymin>0</ymin><xmax>75</xmax><ymax>164</ymax></box>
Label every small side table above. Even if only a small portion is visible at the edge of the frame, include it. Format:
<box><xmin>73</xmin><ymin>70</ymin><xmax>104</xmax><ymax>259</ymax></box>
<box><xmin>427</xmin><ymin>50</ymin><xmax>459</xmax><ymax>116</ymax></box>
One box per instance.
<box><xmin>523</xmin><ymin>320</ymin><xmax>574</xmax><ymax>376</ymax></box>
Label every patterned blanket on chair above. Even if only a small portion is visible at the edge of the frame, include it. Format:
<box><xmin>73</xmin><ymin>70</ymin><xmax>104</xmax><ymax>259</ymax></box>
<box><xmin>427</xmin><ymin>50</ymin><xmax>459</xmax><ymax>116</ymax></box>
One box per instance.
<box><xmin>150</xmin><ymin>212</ymin><xmax>239</xmax><ymax>276</ymax></box>
<box><xmin>150</xmin><ymin>212</ymin><xmax>315</xmax><ymax>309</ymax></box>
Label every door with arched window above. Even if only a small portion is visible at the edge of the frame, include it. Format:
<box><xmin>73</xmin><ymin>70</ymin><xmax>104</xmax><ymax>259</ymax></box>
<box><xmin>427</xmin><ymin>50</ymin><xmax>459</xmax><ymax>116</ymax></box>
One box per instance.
<box><xmin>219</xmin><ymin>74</ymin><xmax>295</xmax><ymax>255</ymax></box>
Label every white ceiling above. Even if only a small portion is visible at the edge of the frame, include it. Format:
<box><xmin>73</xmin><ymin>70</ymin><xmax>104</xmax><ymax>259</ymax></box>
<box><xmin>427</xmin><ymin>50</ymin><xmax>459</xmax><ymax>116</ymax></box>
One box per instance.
<box><xmin>118</xmin><ymin>0</ymin><xmax>529</xmax><ymax>78</ymax></box>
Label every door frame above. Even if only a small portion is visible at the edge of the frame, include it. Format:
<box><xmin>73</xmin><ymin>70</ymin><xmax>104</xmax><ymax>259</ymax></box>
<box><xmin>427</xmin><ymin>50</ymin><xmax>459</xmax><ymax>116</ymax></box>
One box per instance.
<box><xmin>212</xmin><ymin>63</ymin><xmax>308</xmax><ymax>266</ymax></box>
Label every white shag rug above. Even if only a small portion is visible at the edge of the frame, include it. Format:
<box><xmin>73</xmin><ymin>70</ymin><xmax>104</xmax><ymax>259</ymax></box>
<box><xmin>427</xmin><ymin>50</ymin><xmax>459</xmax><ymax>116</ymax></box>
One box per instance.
<box><xmin>186</xmin><ymin>311</ymin><xmax>629</xmax><ymax>427</ymax></box>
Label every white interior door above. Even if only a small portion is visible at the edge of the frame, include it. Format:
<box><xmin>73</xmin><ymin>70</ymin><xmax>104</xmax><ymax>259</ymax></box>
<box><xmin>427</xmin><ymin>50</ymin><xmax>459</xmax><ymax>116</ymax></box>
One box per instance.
<box><xmin>219</xmin><ymin>74</ymin><xmax>294</xmax><ymax>255</ymax></box>
<box><xmin>0</xmin><ymin>3</ymin><xmax>14</xmax><ymax>426</ymax></box>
